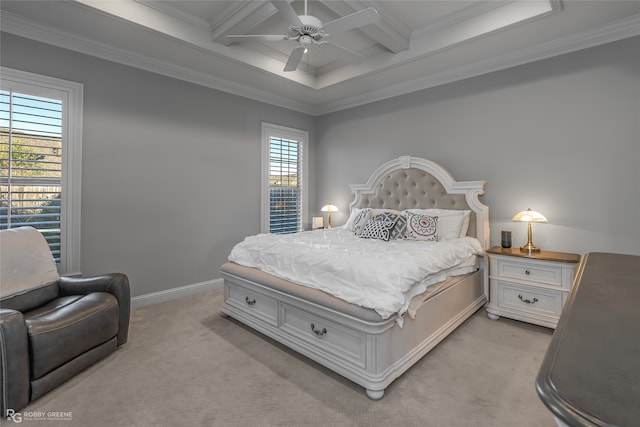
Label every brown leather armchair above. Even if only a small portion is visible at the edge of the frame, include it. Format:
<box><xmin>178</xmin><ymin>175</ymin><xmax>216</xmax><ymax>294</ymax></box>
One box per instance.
<box><xmin>0</xmin><ymin>227</ymin><xmax>131</xmax><ymax>415</ymax></box>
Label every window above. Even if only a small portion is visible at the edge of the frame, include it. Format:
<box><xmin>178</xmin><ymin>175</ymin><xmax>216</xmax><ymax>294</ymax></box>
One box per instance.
<box><xmin>261</xmin><ymin>123</ymin><xmax>308</xmax><ymax>234</ymax></box>
<box><xmin>1</xmin><ymin>67</ymin><xmax>83</xmax><ymax>275</ymax></box>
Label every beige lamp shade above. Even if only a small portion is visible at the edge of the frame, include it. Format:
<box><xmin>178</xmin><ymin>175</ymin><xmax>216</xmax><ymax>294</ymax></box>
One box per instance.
<box><xmin>512</xmin><ymin>208</ymin><xmax>547</xmax><ymax>253</ymax></box>
<box><xmin>512</xmin><ymin>208</ymin><xmax>548</xmax><ymax>223</ymax></box>
<box><xmin>321</xmin><ymin>204</ymin><xmax>339</xmax><ymax>228</ymax></box>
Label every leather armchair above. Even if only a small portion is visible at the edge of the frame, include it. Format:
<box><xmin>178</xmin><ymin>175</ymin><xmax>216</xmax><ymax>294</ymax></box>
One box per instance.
<box><xmin>0</xmin><ymin>227</ymin><xmax>130</xmax><ymax>415</ymax></box>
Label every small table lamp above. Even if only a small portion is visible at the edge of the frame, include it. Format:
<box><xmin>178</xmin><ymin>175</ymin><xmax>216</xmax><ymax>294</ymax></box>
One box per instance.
<box><xmin>321</xmin><ymin>204</ymin><xmax>339</xmax><ymax>229</ymax></box>
<box><xmin>512</xmin><ymin>208</ymin><xmax>547</xmax><ymax>253</ymax></box>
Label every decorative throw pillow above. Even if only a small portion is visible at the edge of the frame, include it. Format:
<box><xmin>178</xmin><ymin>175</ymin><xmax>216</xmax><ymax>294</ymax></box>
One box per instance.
<box><xmin>406</xmin><ymin>209</ymin><xmax>467</xmax><ymax>240</ymax></box>
<box><xmin>351</xmin><ymin>208</ymin><xmax>372</xmax><ymax>236</ymax></box>
<box><xmin>360</xmin><ymin>217</ymin><xmax>398</xmax><ymax>241</ymax></box>
<box><xmin>393</xmin><ymin>213</ymin><xmax>407</xmax><ymax>240</ymax></box>
<box><xmin>372</xmin><ymin>211</ymin><xmax>405</xmax><ymax>240</ymax></box>
<box><xmin>404</xmin><ymin>211</ymin><xmax>438</xmax><ymax>241</ymax></box>
<box><xmin>344</xmin><ymin>208</ymin><xmax>362</xmax><ymax>230</ymax></box>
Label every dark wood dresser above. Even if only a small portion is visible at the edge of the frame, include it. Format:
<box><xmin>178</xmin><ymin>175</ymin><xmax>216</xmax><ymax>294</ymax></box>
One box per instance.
<box><xmin>536</xmin><ymin>252</ymin><xmax>640</xmax><ymax>427</ymax></box>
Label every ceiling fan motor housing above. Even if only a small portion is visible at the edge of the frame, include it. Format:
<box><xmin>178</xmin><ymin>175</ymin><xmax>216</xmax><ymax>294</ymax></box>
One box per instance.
<box><xmin>289</xmin><ymin>15</ymin><xmax>324</xmax><ymax>39</ymax></box>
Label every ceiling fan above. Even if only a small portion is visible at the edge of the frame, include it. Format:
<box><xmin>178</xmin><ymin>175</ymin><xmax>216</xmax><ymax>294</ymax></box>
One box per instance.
<box><xmin>226</xmin><ymin>0</ymin><xmax>380</xmax><ymax>72</ymax></box>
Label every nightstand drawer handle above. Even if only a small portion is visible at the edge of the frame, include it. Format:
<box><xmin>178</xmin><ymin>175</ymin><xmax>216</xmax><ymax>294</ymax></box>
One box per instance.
<box><xmin>310</xmin><ymin>323</ymin><xmax>327</xmax><ymax>336</ymax></box>
<box><xmin>518</xmin><ymin>294</ymin><xmax>538</xmax><ymax>304</ymax></box>
<box><xmin>245</xmin><ymin>296</ymin><xmax>256</xmax><ymax>306</ymax></box>
<box><xmin>525</xmin><ymin>270</ymin><xmax>531</xmax><ymax>275</ymax></box>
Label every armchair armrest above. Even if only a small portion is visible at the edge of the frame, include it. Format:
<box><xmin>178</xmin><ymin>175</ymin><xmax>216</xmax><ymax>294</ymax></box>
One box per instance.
<box><xmin>59</xmin><ymin>274</ymin><xmax>131</xmax><ymax>345</ymax></box>
<box><xmin>0</xmin><ymin>309</ymin><xmax>30</xmax><ymax>415</ymax></box>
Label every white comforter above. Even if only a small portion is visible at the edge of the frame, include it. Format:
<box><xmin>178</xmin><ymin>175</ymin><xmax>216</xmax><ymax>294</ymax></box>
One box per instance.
<box><xmin>228</xmin><ymin>228</ymin><xmax>484</xmax><ymax>319</ymax></box>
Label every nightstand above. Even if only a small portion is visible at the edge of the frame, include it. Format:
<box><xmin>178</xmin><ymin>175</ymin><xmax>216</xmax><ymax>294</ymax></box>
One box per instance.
<box><xmin>485</xmin><ymin>246</ymin><xmax>580</xmax><ymax>328</ymax></box>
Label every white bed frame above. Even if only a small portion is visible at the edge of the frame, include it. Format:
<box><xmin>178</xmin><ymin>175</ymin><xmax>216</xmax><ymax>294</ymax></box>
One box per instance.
<box><xmin>220</xmin><ymin>156</ymin><xmax>489</xmax><ymax>399</ymax></box>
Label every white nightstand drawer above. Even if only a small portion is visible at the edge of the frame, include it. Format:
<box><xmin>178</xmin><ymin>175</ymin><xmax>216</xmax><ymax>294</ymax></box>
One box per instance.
<box><xmin>495</xmin><ymin>281</ymin><xmax>563</xmax><ymax>318</ymax></box>
<box><xmin>226</xmin><ymin>282</ymin><xmax>279</xmax><ymax>326</ymax></box>
<box><xmin>495</xmin><ymin>259</ymin><xmax>563</xmax><ymax>287</ymax></box>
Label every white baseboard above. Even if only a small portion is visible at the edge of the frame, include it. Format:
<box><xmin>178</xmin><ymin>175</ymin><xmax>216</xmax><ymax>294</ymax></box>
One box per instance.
<box><xmin>131</xmin><ymin>278</ymin><xmax>223</xmax><ymax>309</ymax></box>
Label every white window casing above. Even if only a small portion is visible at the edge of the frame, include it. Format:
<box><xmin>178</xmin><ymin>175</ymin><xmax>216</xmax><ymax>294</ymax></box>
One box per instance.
<box><xmin>261</xmin><ymin>122</ymin><xmax>308</xmax><ymax>234</ymax></box>
<box><xmin>1</xmin><ymin>67</ymin><xmax>83</xmax><ymax>275</ymax></box>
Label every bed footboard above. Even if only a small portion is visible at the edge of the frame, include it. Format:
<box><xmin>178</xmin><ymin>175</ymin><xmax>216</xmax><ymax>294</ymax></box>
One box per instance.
<box><xmin>221</xmin><ymin>263</ymin><xmax>485</xmax><ymax>399</ymax></box>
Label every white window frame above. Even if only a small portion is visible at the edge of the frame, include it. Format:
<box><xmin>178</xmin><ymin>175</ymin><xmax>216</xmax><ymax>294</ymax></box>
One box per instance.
<box><xmin>261</xmin><ymin>122</ymin><xmax>308</xmax><ymax>234</ymax></box>
<box><xmin>1</xmin><ymin>67</ymin><xmax>83</xmax><ymax>275</ymax></box>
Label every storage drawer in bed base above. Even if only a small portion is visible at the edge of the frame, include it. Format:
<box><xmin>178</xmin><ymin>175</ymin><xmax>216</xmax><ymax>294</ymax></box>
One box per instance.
<box><xmin>220</xmin><ymin>266</ymin><xmax>486</xmax><ymax>400</ymax></box>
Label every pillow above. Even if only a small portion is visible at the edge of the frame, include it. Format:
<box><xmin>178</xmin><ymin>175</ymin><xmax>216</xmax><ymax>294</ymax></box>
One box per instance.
<box><xmin>0</xmin><ymin>226</ymin><xmax>60</xmax><ymax>297</ymax></box>
<box><xmin>344</xmin><ymin>208</ymin><xmax>362</xmax><ymax>230</ymax></box>
<box><xmin>351</xmin><ymin>208</ymin><xmax>372</xmax><ymax>236</ymax></box>
<box><xmin>393</xmin><ymin>213</ymin><xmax>407</xmax><ymax>240</ymax></box>
<box><xmin>406</xmin><ymin>209</ymin><xmax>470</xmax><ymax>240</ymax></box>
<box><xmin>459</xmin><ymin>210</ymin><xmax>471</xmax><ymax>237</ymax></box>
<box><xmin>360</xmin><ymin>216</ymin><xmax>398</xmax><ymax>241</ymax></box>
<box><xmin>371</xmin><ymin>210</ymin><xmax>406</xmax><ymax>240</ymax></box>
<box><xmin>404</xmin><ymin>211</ymin><xmax>438</xmax><ymax>241</ymax></box>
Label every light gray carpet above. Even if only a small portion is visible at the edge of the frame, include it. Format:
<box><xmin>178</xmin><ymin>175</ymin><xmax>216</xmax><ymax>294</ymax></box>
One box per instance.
<box><xmin>14</xmin><ymin>289</ymin><xmax>556</xmax><ymax>426</ymax></box>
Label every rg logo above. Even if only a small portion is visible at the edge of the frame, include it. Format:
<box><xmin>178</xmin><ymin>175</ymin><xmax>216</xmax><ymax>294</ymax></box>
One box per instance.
<box><xmin>5</xmin><ymin>409</ymin><xmax>22</xmax><ymax>423</ymax></box>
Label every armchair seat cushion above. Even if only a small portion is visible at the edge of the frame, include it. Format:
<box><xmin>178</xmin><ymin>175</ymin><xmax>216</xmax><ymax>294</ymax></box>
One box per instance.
<box><xmin>25</xmin><ymin>292</ymin><xmax>119</xmax><ymax>379</ymax></box>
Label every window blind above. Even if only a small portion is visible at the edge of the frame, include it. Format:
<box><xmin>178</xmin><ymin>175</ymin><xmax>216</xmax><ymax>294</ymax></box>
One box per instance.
<box><xmin>269</xmin><ymin>136</ymin><xmax>301</xmax><ymax>234</ymax></box>
<box><xmin>0</xmin><ymin>90</ymin><xmax>63</xmax><ymax>261</ymax></box>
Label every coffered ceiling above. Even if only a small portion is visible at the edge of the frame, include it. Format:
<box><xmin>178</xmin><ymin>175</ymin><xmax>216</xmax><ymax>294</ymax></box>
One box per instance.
<box><xmin>1</xmin><ymin>1</ymin><xmax>639</xmax><ymax>115</ymax></box>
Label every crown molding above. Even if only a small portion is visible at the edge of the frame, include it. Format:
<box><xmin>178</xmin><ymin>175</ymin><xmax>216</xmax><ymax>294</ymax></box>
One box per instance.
<box><xmin>0</xmin><ymin>11</ymin><xmax>316</xmax><ymax>115</ymax></box>
<box><xmin>2</xmin><ymin>8</ymin><xmax>638</xmax><ymax>117</ymax></box>
<box><xmin>314</xmin><ymin>14</ymin><xmax>640</xmax><ymax>115</ymax></box>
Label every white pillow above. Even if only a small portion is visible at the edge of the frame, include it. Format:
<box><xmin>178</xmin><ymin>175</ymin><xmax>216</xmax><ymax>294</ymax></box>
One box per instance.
<box><xmin>406</xmin><ymin>209</ymin><xmax>470</xmax><ymax>240</ymax></box>
<box><xmin>344</xmin><ymin>207</ymin><xmax>362</xmax><ymax>230</ymax></box>
<box><xmin>459</xmin><ymin>210</ymin><xmax>471</xmax><ymax>237</ymax></box>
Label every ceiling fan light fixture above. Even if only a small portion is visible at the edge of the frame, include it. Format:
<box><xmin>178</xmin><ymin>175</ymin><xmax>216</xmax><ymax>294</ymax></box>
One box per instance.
<box><xmin>227</xmin><ymin>0</ymin><xmax>380</xmax><ymax>72</ymax></box>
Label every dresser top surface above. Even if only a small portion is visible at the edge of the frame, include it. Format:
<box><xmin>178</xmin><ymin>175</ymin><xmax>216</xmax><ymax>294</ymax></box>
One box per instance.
<box><xmin>536</xmin><ymin>252</ymin><xmax>640</xmax><ymax>426</ymax></box>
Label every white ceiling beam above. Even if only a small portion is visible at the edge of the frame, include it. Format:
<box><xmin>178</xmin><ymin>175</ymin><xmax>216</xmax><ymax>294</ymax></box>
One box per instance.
<box><xmin>319</xmin><ymin>0</ymin><xmax>409</xmax><ymax>53</ymax></box>
<box><xmin>211</xmin><ymin>1</ymin><xmax>279</xmax><ymax>45</ymax></box>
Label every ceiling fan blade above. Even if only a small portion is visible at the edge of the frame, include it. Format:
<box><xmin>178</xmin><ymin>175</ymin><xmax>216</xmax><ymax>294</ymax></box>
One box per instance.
<box><xmin>318</xmin><ymin>42</ymin><xmax>365</xmax><ymax>64</ymax></box>
<box><xmin>271</xmin><ymin>0</ymin><xmax>303</xmax><ymax>27</ymax></box>
<box><xmin>283</xmin><ymin>46</ymin><xmax>306</xmax><ymax>72</ymax></box>
<box><xmin>322</xmin><ymin>7</ymin><xmax>379</xmax><ymax>35</ymax></box>
<box><xmin>226</xmin><ymin>34</ymin><xmax>289</xmax><ymax>42</ymax></box>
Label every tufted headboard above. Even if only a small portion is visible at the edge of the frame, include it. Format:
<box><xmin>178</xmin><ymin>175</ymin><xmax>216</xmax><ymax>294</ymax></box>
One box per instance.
<box><xmin>349</xmin><ymin>156</ymin><xmax>489</xmax><ymax>249</ymax></box>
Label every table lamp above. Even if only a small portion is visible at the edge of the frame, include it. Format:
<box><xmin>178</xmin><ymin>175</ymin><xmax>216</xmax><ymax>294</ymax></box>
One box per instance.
<box><xmin>321</xmin><ymin>204</ymin><xmax>339</xmax><ymax>229</ymax></box>
<box><xmin>512</xmin><ymin>208</ymin><xmax>547</xmax><ymax>253</ymax></box>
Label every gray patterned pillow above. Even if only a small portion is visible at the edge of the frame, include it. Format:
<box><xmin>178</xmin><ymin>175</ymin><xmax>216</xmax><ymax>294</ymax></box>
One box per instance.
<box><xmin>393</xmin><ymin>213</ymin><xmax>407</xmax><ymax>240</ymax></box>
<box><xmin>373</xmin><ymin>211</ymin><xmax>405</xmax><ymax>240</ymax></box>
<box><xmin>352</xmin><ymin>208</ymin><xmax>372</xmax><ymax>236</ymax></box>
<box><xmin>360</xmin><ymin>216</ymin><xmax>398</xmax><ymax>241</ymax></box>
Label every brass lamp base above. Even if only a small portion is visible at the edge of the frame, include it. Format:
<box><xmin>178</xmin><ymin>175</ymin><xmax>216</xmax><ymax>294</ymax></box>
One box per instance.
<box><xmin>520</xmin><ymin>243</ymin><xmax>541</xmax><ymax>253</ymax></box>
<box><xmin>520</xmin><ymin>222</ymin><xmax>541</xmax><ymax>252</ymax></box>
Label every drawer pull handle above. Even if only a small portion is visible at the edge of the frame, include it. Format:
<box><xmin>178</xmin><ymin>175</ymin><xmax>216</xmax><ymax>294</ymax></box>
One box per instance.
<box><xmin>245</xmin><ymin>296</ymin><xmax>256</xmax><ymax>306</ymax></box>
<box><xmin>525</xmin><ymin>270</ymin><xmax>531</xmax><ymax>275</ymax></box>
<box><xmin>310</xmin><ymin>323</ymin><xmax>327</xmax><ymax>337</ymax></box>
<box><xmin>518</xmin><ymin>294</ymin><xmax>538</xmax><ymax>304</ymax></box>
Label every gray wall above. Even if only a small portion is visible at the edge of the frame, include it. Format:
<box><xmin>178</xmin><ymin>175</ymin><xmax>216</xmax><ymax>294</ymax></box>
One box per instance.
<box><xmin>2</xmin><ymin>32</ymin><xmax>638</xmax><ymax>299</ymax></box>
<box><xmin>1</xmin><ymin>33</ymin><xmax>316</xmax><ymax>296</ymax></box>
<box><xmin>316</xmin><ymin>37</ymin><xmax>640</xmax><ymax>256</ymax></box>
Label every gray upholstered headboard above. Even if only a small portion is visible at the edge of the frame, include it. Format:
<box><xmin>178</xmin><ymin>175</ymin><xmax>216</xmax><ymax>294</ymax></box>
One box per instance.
<box><xmin>349</xmin><ymin>156</ymin><xmax>489</xmax><ymax>249</ymax></box>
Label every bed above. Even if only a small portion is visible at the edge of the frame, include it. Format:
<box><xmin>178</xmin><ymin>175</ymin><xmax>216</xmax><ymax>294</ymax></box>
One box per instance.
<box><xmin>220</xmin><ymin>156</ymin><xmax>489</xmax><ymax>399</ymax></box>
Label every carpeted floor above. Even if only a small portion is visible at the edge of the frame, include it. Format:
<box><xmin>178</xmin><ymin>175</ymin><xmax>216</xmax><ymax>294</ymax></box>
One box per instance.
<box><xmin>12</xmin><ymin>289</ymin><xmax>557</xmax><ymax>427</ymax></box>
